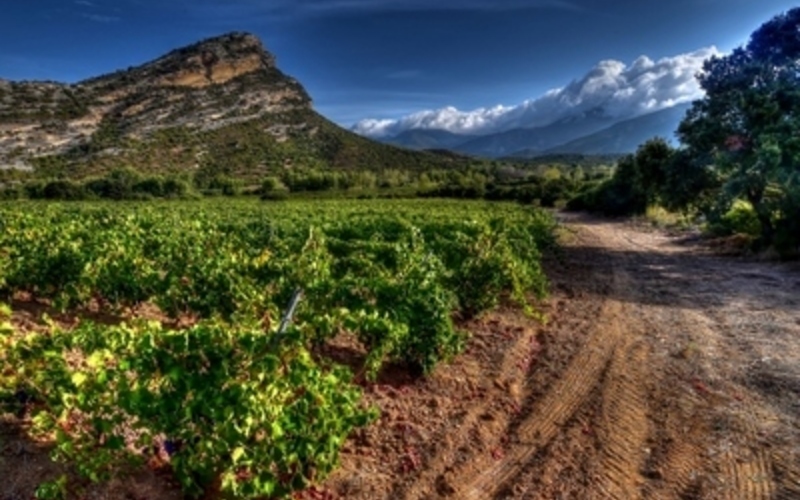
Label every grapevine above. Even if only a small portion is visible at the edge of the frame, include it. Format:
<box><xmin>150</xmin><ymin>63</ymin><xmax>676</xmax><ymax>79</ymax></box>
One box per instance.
<box><xmin>0</xmin><ymin>199</ymin><xmax>555</xmax><ymax>498</ymax></box>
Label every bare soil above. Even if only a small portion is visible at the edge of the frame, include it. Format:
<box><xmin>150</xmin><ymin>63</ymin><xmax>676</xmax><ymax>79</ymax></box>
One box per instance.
<box><xmin>3</xmin><ymin>213</ymin><xmax>799</xmax><ymax>499</ymax></box>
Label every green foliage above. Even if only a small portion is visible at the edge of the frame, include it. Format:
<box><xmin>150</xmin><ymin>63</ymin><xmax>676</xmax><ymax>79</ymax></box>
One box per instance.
<box><xmin>35</xmin><ymin>475</ymin><xmax>68</xmax><ymax>500</ymax></box>
<box><xmin>658</xmin><ymin>149</ymin><xmax>720</xmax><ymax>214</ymax></box>
<box><xmin>42</xmin><ymin>180</ymin><xmax>87</xmax><ymax>201</ymax></box>
<box><xmin>26</xmin><ymin>171</ymin><xmax>194</xmax><ymax>201</ymax></box>
<box><xmin>568</xmin><ymin>152</ymin><xmax>650</xmax><ymax>216</ymax></box>
<box><xmin>0</xmin><ymin>200</ymin><xmax>554</xmax><ymax>377</ymax></box>
<box><xmin>677</xmin><ymin>7</ymin><xmax>800</xmax><ymax>248</ymax></box>
<box><xmin>567</xmin><ymin>138</ymin><xmax>675</xmax><ymax>215</ymax></box>
<box><xmin>709</xmin><ymin>200</ymin><xmax>762</xmax><ymax>237</ymax></box>
<box><xmin>260</xmin><ymin>176</ymin><xmax>290</xmax><ymax>200</ymax></box>
<box><xmin>94</xmin><ymin>168</ymin><xmax>141</xmax><ymax>200</ymax></box>
<box><xmin>1</xmin><ymin>318</ymin><xmax>374</xmax><ymax>499</ymax></box>
<box><xmin>774</xmin><ymin>185</ymin><xmax>800</xmax><ymax>257</ymax></box>
<box><xmin>0</xmin><ymin>199</ymin><xmax>555</xmax><ymax>497</ymax></box>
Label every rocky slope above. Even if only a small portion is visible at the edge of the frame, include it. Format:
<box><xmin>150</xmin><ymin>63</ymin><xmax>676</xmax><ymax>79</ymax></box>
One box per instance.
<box><xmin>0</xmin><ymin>33</ymin><xmax>462</xmax><ymax>179</ymax></box>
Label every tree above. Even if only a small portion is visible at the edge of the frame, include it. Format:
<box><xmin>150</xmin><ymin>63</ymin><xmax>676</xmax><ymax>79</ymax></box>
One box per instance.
<box><xmin>677</xmin><ymin>8</ymin><xmax>800</xmax><ymax>246</ymax></box>
<box><xmin>634</xmin><ymin>138</ymin><xmax>674</xmax><ymax>202</ymax></box>
<box><xmin>659</xmin><ymin>149</ymin><xmax>720</xmax><ymax>215</ymax></box>
<box><xmin>589</xmin><ymin>139</ymin><xmax>675</xmax><ymax>216</ymax></box>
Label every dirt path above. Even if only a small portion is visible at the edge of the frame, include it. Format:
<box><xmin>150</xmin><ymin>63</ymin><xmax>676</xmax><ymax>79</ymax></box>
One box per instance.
<box><xmin>324</xmin><ymin>213</ymin><xmax>800</xmax><ymax>499</ymax></box>
<box><xmin>477</xmin><ymin>214</ymin><xmax>800</xmax><ymax>499</ymax></box>
<box><xmin>3</xmin><ymin>214</ymin><xmax>799</xmax><ymax>499</ymax></box>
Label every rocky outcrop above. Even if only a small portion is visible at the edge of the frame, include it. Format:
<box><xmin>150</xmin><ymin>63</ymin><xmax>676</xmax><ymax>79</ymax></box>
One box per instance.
<box><xmin>0</xmin><ymin>32</ymin><xmax>312</xmax><ymax>169</ymax></box>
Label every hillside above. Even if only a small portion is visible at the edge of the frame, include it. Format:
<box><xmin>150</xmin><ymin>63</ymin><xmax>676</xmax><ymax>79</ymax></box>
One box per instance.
<box><xmin>536</xmin><ymin>103</ymin><xmax>691</xmax><ymax>156</ymax></box>
<box><xmin>384</xmin><ymin>129</ymin><xmax>477</xmax><ymax>150</ymax></box>
<box><xmin>0</xmin><ymin>33</ymin><xmax>470</xmax><ymax>181</ymax></box>
<box><xmin>453</xmin><ymin>107</ymin><xmax>615</xmax><ymax>158</ymax></box>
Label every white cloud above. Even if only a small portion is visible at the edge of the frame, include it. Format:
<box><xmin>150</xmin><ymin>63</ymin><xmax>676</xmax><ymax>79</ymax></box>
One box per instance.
<box><xmin>353</xmin><ymin>46</ymin><xmax>720</xmax><ymax>138</ymax></box>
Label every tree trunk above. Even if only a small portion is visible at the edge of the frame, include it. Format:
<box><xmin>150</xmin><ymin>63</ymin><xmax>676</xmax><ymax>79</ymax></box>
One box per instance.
<box><xmin>747</xmin><ymin>189</ymin><xmax>774</xmax><ymax>248</ymax></box>
<box><xmin>756</xmin><ymin>208</ymin><xmax>775</xmax><ymax>248</ymax></box>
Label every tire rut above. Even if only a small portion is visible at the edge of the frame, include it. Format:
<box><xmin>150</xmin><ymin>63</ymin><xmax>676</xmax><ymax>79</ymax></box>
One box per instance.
<box><xmin>589</xmin><ymin>336</ymin><xmax>651</xmax><ymax>500</ymax></box>
<box><xmin>717</xmin><ymin>409</ymin><xmax>776</xmax><ymax>500</ymax></box>
<box><xmin>457</xmin><ymin>298</ymin><xmax>624</xmax><ymax>499</ymax></box>
<box><xmin>396</xmin><ymin>315</ymin><xmax>538</xmax><ymax>500</ymax></box>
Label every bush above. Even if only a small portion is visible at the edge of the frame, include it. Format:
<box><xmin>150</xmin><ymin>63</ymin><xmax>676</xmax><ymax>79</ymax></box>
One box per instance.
<box><xmin>133</xmin><ymin>177</ymin><xmax>164</xmax><ymax>198</ymax></box>
<box><xmin>566</xmin><ymin>178</ymin><xmax>645</xmax><ymax>216</ymax></box>
<box><xmin>260</xmin><ymin>176</ymin><xmax>290</xmax><ymax>201</ymax></box>
<box><xmin>162</xmin><ymin>177</ymin><xmax>191</xmax><ymax>198</ymax></box>
<box><xmin>204</xmin><ymin>175</ymin><xmax>242</xmax><ymax>196</ymax></box>
<box><xmin>42</xmin><ymin>180</ymin><xmax>87</xmax><ymax>200</ymax></box>
<box><xmin>709</xmin><ymin>200</ymin><xmax>761</xmax><ymax>237</ymax></box>
<box><xmin>0</xmin><ymin>185</ymin><xmax>22</xmax><ymax>200</ymax></box>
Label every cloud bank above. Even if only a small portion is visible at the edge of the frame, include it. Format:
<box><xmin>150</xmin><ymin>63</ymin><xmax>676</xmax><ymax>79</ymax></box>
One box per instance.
<box><xmin>353</xmin><ymin>46</ymin><xmax>720</xmax><ymax>138</ymax></box>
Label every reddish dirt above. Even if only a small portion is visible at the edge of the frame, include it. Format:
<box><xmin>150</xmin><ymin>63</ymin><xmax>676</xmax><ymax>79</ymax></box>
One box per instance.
<box><xmin>3</xmin><ymin>213</ymin><xmax>800</xmax><ymax>499</ymax></box>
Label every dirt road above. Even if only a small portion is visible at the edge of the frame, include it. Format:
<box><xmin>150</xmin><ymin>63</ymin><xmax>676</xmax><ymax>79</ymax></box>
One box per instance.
<box><xmin>484</xmin><ymin>213</ymin><xmax>800</xmax><ymax>499</ymax></box>
<box><xmin>325</xmin><ymin>213</ymin><xmax>800</xmax><ymax>499</ymax></box>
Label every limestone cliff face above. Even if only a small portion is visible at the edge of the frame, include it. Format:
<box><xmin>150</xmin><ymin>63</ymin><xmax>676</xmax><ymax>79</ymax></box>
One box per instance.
<box><xmin>0</xmin><ymin>32</ymin><xmax>313</xmax><ymax>169</ymax></box>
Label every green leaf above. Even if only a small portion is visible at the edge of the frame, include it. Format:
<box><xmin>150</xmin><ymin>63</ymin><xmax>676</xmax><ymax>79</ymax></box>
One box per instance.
<box><xmin>71</xmin><ymin>372</ymin><xmax>88</xmax><ymax>387</ymax></box>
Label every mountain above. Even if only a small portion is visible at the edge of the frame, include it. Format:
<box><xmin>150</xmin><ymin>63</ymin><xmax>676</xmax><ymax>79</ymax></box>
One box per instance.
<box><xmin>0</xmin><ymin>33</ymin><xmax>467</xmax><ymax>180</ymax></box>
<box><xmin>363</xmin><ymin>102</ymin><xmax>692</xmax><ymax>159</ymax></box>
<box><xmin>532</xmin><ymin>103</ymin><xmax>691</xmax><ymax>156</ymax></box>
<box><xmin>451</xmin><ymin>106</ymin><xmax>616</xmax><ymax>158</ymax></box>
<box><xmin>384</xmin><ymin>129</ymin><xmax>477</xmax><ymax>150</ymax></box>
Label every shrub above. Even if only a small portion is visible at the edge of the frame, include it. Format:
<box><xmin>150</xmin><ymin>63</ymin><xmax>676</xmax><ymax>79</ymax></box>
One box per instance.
<box><xmin>709</xmin><ymin>200</ymin><xmax>761</xmax><ymax>237</ymax></box>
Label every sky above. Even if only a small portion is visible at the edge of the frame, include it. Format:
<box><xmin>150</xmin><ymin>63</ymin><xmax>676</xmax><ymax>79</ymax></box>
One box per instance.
<box><xmin>0</xmin><ymin>1</ymin><xmax>796</xmax><ymax>134</ymax></box>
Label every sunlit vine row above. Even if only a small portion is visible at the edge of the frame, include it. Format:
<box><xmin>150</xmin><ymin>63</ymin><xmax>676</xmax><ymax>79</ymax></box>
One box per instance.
<box><xmin>0</xmin><ymin>199</ymin><xmax>555</xmax><ymax>498</ymax></box>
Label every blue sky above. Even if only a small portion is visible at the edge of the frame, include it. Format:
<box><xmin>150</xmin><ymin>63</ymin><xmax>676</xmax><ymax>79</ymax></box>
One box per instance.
<box><xmin>0</xmin><ymin>1</ymin><xmax>796</xmax><ymax>129</ymax></box>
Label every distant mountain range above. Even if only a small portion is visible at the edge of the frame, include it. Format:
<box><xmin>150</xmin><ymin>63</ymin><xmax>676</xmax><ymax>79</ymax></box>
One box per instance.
<box><xmin>384</xmin><ymin>129</ymin><xmax>479</xmax><ymax>150</ymax></box>
<box><xmin>363</xmin><ymin>103</ymin><xmax>692</xmax><ymax>158</ymax></box>
<box><xmin>535</xmin><ymin>103</ymin><xmax>690</xmax><ymax>156</ymax></box>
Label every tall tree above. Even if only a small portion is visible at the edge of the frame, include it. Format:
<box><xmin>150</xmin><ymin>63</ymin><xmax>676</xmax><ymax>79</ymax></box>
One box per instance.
<box><xmin>678</xmin><ymin>8</ymin><xmax>800</xmax><ymax>246</ymax></box>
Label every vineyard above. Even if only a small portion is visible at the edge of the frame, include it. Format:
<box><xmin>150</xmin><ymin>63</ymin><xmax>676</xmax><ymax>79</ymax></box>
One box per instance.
<box><xmin>0</xmin><ymin>199</ymin><xmax>556</xmax><ymax>499</ymax></box>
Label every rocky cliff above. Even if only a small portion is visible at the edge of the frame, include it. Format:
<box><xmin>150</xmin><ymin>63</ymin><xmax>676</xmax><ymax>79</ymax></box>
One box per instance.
<box><xmin>0</xmin><ymin>33</ymin><xmax>469</xmax><ymax>181</ymax></box>
<box><xmin>0</xmin><ymin>33</ymin><xmax>319</xmax><ymax>173</ymax></box>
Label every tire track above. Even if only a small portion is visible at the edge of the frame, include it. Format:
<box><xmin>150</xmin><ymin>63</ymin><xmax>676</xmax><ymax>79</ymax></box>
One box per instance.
<box><xmin>589</xmin><ymin>336</ymin><xmax>651</xmax><ymax>500</ymax></box>
<box><xmin>614</xmin><ymin>222</ymin><xmax>779</xmax><ymax>500</ymax></box>
<box><xmin>457</xmin><ymin>297</ymin><xmax>624</xmax><ymax>499</ymax></box>
<box><xmin>772</xmin><ymin>450</ymin><xmax>800</xmax><ymax>500</ymax></box>
<box><xmin>718</xmin><ymin>410</ymin><xmax>775</xmax><ymax>500</ymax></box>
<box><xmin>396</xmin><ymin>315</ymin><xmax>538</xmax><ymax>500</ymax></box>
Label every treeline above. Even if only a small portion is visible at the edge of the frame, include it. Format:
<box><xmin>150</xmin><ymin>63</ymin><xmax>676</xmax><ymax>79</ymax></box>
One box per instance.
<box><xmin>1</xmin><ymin>161</ymin><xmax>612</xmax><ymax>206</ymax></box>
<box><xmin>0</xmin><ymin>169</ymin><xmax>194</xmax><ymax>201</ymax></box>
<box><xmin>261</xmin><ymin>164</ymin><xmax>607</xmax><ymax>205</ymax></box>
<box><xmin>569</xmin><ymin>8</ymin><xmax>800</xmax><ymax>257</ymax></box>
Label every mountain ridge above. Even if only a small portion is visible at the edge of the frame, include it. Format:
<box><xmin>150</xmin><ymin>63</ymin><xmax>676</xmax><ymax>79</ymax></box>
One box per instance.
<box><xmin>368</xmin><ymin>103</ymin><xmax>691</xmax><ymax>158</ymax></box>
<box><xmin>535</xmin><ymin>103</ymin><xmax>691</xmax><ymax>156</ymax></box>
<box><xmin>0</xmin><ymin>32</ymin><xmax>468</xmax><ymax>180</ymax></box>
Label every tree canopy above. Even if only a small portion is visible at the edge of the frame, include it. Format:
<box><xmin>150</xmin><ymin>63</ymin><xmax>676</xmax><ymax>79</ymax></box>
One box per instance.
<box><xmin>677</xmin><ymin>8</ymin><xmax>800</xmax><ymax>248</ymax></box>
